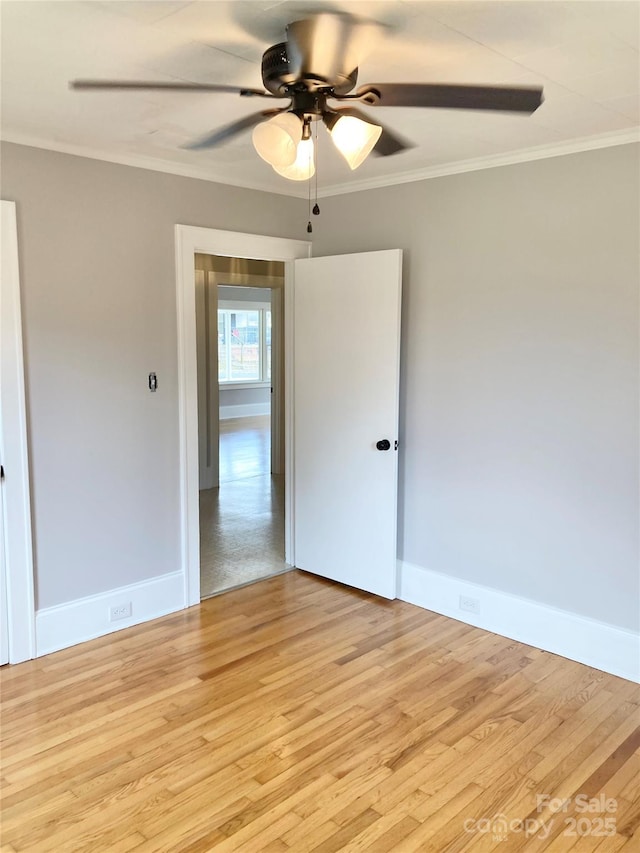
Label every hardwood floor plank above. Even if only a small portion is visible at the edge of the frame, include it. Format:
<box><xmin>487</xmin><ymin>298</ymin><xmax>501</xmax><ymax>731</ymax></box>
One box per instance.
<box><xmin>619</xmin><ymin>755</ymin><xmax>640</xmax><ymax>803</ymax></box>
<box><xmin>367</xmin><ymin>815</ymin><xmax>423</xmax><ymax>851</ymax></box>
<box><xmin>308</xmin><ymin>807</ymin><xmax>381</xmax><ymax>853</ymax></box>
<box><xmin>595</xmin><ymin>835</ymin><xmax>631</xmax><ymax>851</ymax></box>
<box><xmin>396</xmin><ymin>781</ymin><xmax>485</xmax><ymax>850</ymax></box>
<box><xmin>326</xmin><ymin>792</ymin><xmax>427</xmax><ymax>851</ymax></box>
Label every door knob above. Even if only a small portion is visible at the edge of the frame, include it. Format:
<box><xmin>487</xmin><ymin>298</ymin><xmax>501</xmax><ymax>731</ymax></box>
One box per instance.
<box><xmin>376</xmin><ymin>439</ymin><xmax>391</xmax><ymax>451</ymax></box>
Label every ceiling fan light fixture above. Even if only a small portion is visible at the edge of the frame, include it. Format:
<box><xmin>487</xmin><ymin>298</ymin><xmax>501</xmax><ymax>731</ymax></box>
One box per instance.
<box><xmin>329</xmin><ymin>115</ymin><xmax>382</xmax><ymax>170</ymax></box>
<box><xmin>252</xmin><ymin>112</ymin><xmax>302</xmax><ymax>167</ymax></box>
<box><xmin>273</xmin><ymin>137</ymin><xmax>315</xmax><ymax>180</ymax></box>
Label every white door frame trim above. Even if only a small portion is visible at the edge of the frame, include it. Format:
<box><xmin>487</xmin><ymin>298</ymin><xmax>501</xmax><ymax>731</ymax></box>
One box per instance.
<box><xmin>0</xmin><ymin>200</ymin><xmax>36</xmax><ymax>663</ymax></box>
<box><xmin>175</xmin><ymin>226</ymin><xmax>311</xmax><ymax>607</ymax></box>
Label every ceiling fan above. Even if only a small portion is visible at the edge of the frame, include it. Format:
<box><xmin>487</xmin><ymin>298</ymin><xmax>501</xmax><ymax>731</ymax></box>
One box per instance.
<box><xmin>71</xmin><ymin>12</ymin><xmax>544</xmax><ymax>181</ymax></box>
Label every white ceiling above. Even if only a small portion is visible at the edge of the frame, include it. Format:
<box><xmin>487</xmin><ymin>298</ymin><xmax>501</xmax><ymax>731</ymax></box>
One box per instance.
<box><xmin>1</xmin><ymin>1</ymin><xmax>638</xmax><ymax>197</ymax></box>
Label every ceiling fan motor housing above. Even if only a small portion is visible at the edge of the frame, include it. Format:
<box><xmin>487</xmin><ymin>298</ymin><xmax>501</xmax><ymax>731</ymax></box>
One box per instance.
<box><xmin>261</xmin><ymin>16</ymin><xmax>359</xmax><ymax>96</ymax></box>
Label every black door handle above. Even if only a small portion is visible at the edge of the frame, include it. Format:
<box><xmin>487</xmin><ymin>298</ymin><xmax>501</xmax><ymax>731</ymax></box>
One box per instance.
<box><xmin>376</xmin><ymin>439</ymin><xmax>391</xmax><ymax>451</ymax></box>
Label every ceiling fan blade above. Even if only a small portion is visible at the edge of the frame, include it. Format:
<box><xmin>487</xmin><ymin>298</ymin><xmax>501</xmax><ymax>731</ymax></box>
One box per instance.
<box><xmin>184</xmin><ymin>109</ymin><xmax>285</xmax><ymax>150</ymax></box>
<box><xmin>70</xmin><ymin>80</ymin><xmax>278</xmax><ymax>98</ymax></box>
<box><xmin>352</xmin><ymin>83</ymin><xmax>544</xmax><ymax>113</ymax></box>
<box><xmin>329</xmin><ymin>106</ymin><xmax>413</xmax><ymax>156</ymax></box>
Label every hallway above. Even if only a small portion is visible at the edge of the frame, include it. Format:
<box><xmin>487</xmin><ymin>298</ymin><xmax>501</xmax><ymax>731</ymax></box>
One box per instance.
<box><xmin>199</xmin><ymin>415</ymin><xmax>287</xmax><ymax>598</ymax></box>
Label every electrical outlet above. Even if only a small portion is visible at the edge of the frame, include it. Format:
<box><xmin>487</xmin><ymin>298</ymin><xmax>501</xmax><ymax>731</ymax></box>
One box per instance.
<box><xmin>109</xmin><ymin>602</ymin><xmax>132</xmax><ymax>621</ymax></box>
<box><xmin>459</xmin><ymin>595</ymin><xmax>480</xmax><ymax>615</ymax></box>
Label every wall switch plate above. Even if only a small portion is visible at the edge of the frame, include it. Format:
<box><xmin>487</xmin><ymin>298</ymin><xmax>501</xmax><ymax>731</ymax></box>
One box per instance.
<box><xmin>109</xmin><ymin>602</ymin><xmax>132</xmax><ymax>621</ymax></box>
<box><xmin>459</xmin><ymin>595</ymin><xmax>481</xmax><ymax>615</ymax></box>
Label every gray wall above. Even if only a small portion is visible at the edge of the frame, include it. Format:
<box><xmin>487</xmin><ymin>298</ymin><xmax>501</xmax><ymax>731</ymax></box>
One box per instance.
<box><xmin>3</xmin><ymin>140</ymin><xmax>638</xmax><ymax>634</ymax></box>
<box><xmin>1</xmin><ymin>142</ymin><xmax>304</xmax><ymax>609</ymax></box>
<box><xmin>314</xmin><ymin>144</ymin><xmax>639</xmax><ymax>632</ymax></box>
<box><xmin>219</xmin><ymin>387</ymin><xmax>270</xmax><ymax>411</ymax></box>
<box><xmin>218</xmin><ymin>285</ymin><xmax>273</xmax><ymax>302</ymax></box>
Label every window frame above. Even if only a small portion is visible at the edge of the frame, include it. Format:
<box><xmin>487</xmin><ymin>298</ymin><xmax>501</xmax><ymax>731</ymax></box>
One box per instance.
<box><xmin>217</xmin><ymin>299</ymin><xmax>272</xmax><ymax>388</ymax></box>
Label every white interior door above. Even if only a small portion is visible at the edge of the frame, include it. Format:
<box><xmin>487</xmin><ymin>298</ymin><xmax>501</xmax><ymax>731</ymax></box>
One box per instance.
<box><xmin>1</xmin><ymin>478</ymin><xmax>8</xmax><ymax>666</ymax></box>
<box><xmin>293</xmin><ymin>249</ymin><xmax>402</xmax><ymax>599</ymax></box>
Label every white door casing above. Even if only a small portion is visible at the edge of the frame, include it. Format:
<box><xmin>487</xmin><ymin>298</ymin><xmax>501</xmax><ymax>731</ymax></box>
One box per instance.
<box><xmin>175</xmin><ymin>226</ymin><xmax>311</xmax><ymax>607</ymax></box>
<box><xmin>293</xmin><ymin>249</ymin><xmax>403</xmax><ymax>599</ymax></box>
<box><xmin>0</xmin><ymin>200</ymin><xmax>36</xmax><ymax>663</ymax></box>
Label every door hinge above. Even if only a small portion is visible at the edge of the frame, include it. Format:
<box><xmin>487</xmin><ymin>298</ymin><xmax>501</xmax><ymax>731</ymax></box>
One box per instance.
<box><xmin>394</xmin><ymin>440</ymin><xmax>398</xmax><ymax>451</ymax></box>
<box><xmin>0</xmin><ymin>464</ymin><xmax>4</xmax><ymax>480</ymax></box>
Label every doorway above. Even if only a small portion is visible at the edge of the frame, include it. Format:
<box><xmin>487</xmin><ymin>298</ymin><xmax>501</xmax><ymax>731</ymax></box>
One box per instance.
<box><xmin>194</xmin><ymin>255</ymin><xmax>288</xmax><ymax>598</ymax></box>
<box><xmin>175</xmin><ymin>226</ymin><xmax>310</xmax><ymax>607</ymax></box>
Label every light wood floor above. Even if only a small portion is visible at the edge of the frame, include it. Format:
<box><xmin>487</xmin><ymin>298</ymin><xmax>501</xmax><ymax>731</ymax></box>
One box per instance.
<box><xmin>200</xmin><ymin>416</ymin><xmax>287</xmax><ymax>599</ymax></box>
<box><xmin>1</xmin><ymin>571</ymin><xmax>639</xmax><ymax>852</ymax></box>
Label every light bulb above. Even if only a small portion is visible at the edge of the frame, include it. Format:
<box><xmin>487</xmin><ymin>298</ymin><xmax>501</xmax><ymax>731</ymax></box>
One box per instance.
<box><xmin>329</xmin><ymin>115</ymin><xmax>382</xmax><ymax>170</ymax></box>
<box><xmin>252</xmin><ymin>113</ymin><xmax>302</xmax><ymax>168</ymax></box>
<box><xmin>273</xmin><ymin>137</ymin><xmax>315</xmax><ymax>181</ymax></box>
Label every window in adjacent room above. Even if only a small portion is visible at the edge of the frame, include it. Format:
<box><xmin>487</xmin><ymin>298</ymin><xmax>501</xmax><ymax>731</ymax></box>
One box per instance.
<box><xmin>218</xmin><ymin>301</ymin><xmax>271</xmax><ymax>385</ymax></box>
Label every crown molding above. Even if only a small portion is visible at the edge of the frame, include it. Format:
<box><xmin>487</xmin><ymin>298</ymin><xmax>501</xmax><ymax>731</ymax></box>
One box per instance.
<box><xmin>0</xmin><ymin>132</ymin><xmax>304</xmax><ymax>199</ymax></box>
<box><xmin>2</xmin><ymin>127</ymin><xmax>637</xmax><ymax>201</ymax></box>
<box><xmin>318</xmin><ymin>127</ymin><xmax>640</xmax><ymax>197</ymax></box>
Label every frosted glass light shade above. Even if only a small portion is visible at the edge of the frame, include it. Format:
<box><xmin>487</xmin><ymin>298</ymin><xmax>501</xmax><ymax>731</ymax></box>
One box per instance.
<box><xmin>252</xmin><ymin>113</ymin><xmax>302</xmax><ymax>168</ymax></box>
<box><xmin>273</xmin><ymin>138</ymin><xmax>315</xmax><ymax>181</ymax></box>
<box><xmin>330</xmin><ymin>115</ymin><xmax>382</xmax><ymax>170</ymax></box>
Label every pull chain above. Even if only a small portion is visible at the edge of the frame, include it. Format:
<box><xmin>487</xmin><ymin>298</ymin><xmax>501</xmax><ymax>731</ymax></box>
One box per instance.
<box><xmin>313</xmin><ymin>121</ymin><xmax>320</xmax><ymax>217</ymax></box>
<box><xmin>307</xmin><ymin>121</ymin><xmax>313</xmax><ymax>233</ymax></box>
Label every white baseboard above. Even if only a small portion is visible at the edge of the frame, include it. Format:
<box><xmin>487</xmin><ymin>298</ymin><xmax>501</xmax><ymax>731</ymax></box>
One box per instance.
<box><xmin>35</xmin><ymin>571</ymin><xmax>185</xmax><ymax>657</ymax></box>
<box><xmin>219</xmin><ymin>402</ymin><xmax>270</xmax><ymax>420</ymax></box>
<box><xmin>399</xmin><ymin>561</ymin><xmax>640</xmax><ymax>684</ymax></box>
